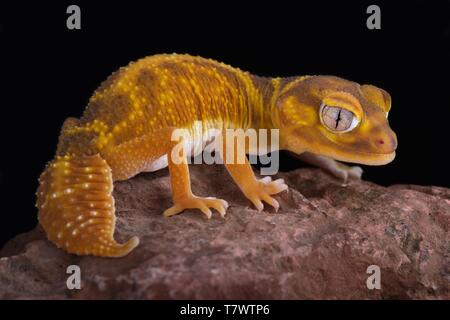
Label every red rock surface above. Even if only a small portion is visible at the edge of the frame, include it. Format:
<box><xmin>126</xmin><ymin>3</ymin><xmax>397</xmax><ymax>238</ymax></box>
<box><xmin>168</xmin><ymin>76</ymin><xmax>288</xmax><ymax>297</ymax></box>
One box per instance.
<box><xmin>0</xmin><ymin>165</ymin><xmax>449</xmax><ymax>299</ymax></box>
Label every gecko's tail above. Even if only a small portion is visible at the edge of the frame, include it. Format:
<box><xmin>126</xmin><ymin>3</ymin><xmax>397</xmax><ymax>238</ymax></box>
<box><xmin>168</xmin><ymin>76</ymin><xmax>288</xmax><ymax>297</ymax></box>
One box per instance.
<box><xmin>36</xmin><ymin>154</ymin><xmax>139</xmax><ymax>257</ymax></box>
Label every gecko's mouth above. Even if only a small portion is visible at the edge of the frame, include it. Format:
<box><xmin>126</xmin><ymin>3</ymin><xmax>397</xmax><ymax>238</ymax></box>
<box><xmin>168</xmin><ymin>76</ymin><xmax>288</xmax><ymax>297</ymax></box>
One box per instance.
<box><xmin>305</xmin><ymin>140</ymin><xmax>396</xmax><ymax>165</ymax></box>
<box><xmin>314</xmin><ymin>129</ymin><xmax>397</xmax><ymax>166</ymax></box>
<box><xmin>313</xmin><ymin>150</ymin><xmax>396</xmax><ymax>166</ymax></box>
<box><xmin>335</xmin><ymin>150</ymin><xmax>396</xmax><ymax>166</ymax></box>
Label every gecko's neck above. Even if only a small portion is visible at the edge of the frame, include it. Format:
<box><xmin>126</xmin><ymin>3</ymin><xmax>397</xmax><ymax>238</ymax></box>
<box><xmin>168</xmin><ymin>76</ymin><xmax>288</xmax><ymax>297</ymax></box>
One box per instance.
<box><xmin>247</xmin><ymin>75</ymin><xmax>302</xmax><ymax>130</ymax></box>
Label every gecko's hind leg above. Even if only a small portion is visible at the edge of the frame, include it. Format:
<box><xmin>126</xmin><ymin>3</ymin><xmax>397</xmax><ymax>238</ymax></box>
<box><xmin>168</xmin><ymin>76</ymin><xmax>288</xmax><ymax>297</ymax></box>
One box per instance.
<box><xmin>37</xmin><ymin>154</ymin><xmax>139</xmax><ymax>257</ymax></box>
<box><xmin>296</xmin><ymin>152</ymin><xmax>363</xmax><ymax>185</ymax></box>
<box><xmin>102</xmin><ymin>127</ymin><xmax>228</xmax><ymax>219</ymax></box>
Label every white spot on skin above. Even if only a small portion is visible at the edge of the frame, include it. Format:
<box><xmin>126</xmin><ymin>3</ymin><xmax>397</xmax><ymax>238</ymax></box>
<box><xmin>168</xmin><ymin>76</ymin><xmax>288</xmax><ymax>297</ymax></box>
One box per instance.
<box><xmin>143</xmin><ymin>155</ymin><xmax>168</xmax><ymax>172</ymax></box>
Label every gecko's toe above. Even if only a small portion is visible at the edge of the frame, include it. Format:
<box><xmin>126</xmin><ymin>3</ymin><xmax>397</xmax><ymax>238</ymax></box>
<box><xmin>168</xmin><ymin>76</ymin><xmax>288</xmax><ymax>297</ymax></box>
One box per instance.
<box><xmin>244</xmin><ymin>177</ymin><xmax>288</xmax><ymax>212</ymax></box>
<box><xmin>261</xmin><ymin>194</ymin><xmax>280</xmax><ymax>212</ymax></box>
<box><xmin>164</xmin><ymin>196</ymin><xmax>229</xmax><ymax>219</ymax></box>
<box><xmin>348</xmin><ymin>166</ymin><xmax>363</xmax><ymax>180</ymax></box>
<box><xmin>270</xmin><ymin>178</ymin><xmax>288</xmax><ymax>193</ymax></box>
<box><xmin>248</xmin><ymin>197</ymin><xmax>264</xmax><ymax>212</ymax></box>
<box><xmin>260</xmin><ymin>176</ymin><xmax>272</xmax><ymax>184</ymax></box>
<box><xmin>163</xmin><ymin>204</ymin><xmax>184</xmax><ymax>217</ymax></box>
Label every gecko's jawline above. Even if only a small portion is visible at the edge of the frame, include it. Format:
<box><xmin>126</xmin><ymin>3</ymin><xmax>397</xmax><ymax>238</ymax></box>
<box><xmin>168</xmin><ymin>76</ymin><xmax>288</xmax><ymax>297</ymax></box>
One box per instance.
<box><xmin>337</xmin><ymin>151</ymin><xmax>396</xmax><ymax>166</ymax></box>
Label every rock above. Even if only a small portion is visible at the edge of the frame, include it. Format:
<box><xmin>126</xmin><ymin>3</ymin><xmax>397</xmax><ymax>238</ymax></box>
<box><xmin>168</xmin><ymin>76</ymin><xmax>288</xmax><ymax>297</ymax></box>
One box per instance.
<box><xmin>0</xmin><ymin>165</ymin><xmax>449</xmax><ymax>299</ymax></box>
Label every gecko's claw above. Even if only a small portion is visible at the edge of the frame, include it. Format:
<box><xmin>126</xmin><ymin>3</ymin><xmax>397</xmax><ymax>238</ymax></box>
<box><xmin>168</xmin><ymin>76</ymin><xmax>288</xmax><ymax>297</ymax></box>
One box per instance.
<box><xmin>347</xmin><ymin>166</ymin><xmax>363</xmax><ymax>180</ymax></box>
<box><xmin>163</xmin><ymin>196</ymin><xmax>228</xmax><ymax>219</ymax></box>
<box><xmin>244</xmin><ymin>177</ymin><xmax>288</xmax><ymax>212</ymax></box>
<box><xmin>334</xmin><ymin>164</ymin><xmax>363</xmax><ymax>186</ymax></box>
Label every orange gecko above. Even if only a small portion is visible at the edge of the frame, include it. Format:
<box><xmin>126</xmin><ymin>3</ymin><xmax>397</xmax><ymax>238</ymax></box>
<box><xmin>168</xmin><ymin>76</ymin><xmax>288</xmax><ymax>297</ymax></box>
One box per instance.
<box><xmin>36</xmin><ymin>54</ymin><xmax>397</xmax><ymax>257</ymax></box>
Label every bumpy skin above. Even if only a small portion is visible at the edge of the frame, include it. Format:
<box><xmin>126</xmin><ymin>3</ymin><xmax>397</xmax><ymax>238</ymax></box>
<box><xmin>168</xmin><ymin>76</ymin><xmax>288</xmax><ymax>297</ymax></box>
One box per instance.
<box><xmin>36</xmin><ymin>54</ymin><xmax>397</xmax><ymax>257</ymax></box>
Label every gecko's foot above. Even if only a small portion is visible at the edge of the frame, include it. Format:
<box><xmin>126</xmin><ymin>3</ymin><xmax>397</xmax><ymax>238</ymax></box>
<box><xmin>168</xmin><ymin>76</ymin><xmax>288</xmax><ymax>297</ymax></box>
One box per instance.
<box><xmin>333</xmin><ymin>163</ymin><xmax>363</xmax><ymax>185</ymax></box>
<box><xmin>163</xmin><ymin>196</ymin><xmax>229</xmax><ymax>219</ymax></box>
<box><xmin>295</xmin><ymin>152</ymin><xmax>363</xmax><ymax>186</ymax></box>
<box><xmin>243</xmin><ymin>177</ymin><xmax>288</xmax><ymax>212</ymax></box>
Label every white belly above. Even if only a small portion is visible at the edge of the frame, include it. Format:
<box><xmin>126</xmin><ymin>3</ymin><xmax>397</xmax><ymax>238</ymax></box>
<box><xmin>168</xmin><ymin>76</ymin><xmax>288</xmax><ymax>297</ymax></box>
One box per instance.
<box><xmin>144</xmin><ymin>121</ymin><xmax>221</xmax><ymax>172</ymax></box>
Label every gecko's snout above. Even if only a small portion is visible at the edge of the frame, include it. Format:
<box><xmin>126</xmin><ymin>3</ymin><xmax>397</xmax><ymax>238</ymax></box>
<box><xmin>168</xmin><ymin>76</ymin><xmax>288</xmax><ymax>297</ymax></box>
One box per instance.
<box><xmin>374</xmin><ymin>129</ymin><xmax>397</xmax><ymax>154</ymax></box>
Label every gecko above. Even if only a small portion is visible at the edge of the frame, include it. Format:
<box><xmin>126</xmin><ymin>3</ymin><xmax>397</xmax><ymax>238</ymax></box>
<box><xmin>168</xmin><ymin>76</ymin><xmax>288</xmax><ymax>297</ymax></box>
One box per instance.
<box><xmin>36</xmin><ymin>54</ymin><xmax>397</xmax><ymax>257</ymax></box>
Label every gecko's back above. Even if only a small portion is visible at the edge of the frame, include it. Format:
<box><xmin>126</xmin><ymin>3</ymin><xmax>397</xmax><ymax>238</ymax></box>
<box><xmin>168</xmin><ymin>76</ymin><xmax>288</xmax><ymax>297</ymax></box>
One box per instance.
<box><xmin>57</xmin><ymin>54</ymin><xmax>270</xmax><ymax>162</ymax></box>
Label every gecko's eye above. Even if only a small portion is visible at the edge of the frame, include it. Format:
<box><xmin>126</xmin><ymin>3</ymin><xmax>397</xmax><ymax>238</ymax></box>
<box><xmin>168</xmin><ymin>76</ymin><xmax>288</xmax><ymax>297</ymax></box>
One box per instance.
<box><xmin>320</xmin><ymin>103</ymin><xmax>359</xmax><ymax>133</ymax></box>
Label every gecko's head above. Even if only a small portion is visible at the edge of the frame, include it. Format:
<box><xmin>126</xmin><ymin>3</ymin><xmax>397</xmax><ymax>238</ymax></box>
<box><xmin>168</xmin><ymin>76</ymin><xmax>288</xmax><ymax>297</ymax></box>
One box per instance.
<box><xmin>276</xmin><ymin>76</ymin><xmax>397</xmax><ymax>165</ymax></box>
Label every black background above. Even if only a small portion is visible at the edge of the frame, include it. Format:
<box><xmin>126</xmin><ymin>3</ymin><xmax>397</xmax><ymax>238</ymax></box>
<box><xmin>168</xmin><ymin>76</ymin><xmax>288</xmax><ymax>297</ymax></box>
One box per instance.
<box><xmin>0</xmin><ymin>1</ymin><xmax>449</xmax><ymax>248</ymax></box>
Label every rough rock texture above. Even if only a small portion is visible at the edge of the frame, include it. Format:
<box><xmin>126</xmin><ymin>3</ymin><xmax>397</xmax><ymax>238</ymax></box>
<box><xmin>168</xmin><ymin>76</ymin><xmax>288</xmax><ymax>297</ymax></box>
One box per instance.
<box><xmin>1</xmin><ymin>165</ymin><xmax>449</xmax><ymax>299</ymax></box>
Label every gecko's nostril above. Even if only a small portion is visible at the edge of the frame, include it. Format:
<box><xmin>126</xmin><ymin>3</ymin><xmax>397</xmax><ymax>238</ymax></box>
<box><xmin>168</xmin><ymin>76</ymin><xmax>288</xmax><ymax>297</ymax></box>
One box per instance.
<box><xmin>375</xmin><ymin>133</ymin><xmax>397</xmax><ymax>153</ymax></box>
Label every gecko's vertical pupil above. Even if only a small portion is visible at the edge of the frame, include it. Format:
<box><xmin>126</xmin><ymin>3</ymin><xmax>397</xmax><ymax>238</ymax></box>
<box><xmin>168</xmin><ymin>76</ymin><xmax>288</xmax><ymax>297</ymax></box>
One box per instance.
<box><xmin>335</xmin><ymin>109</ymin><xmax>342</xmax><ymax>129</ymax></box>
<box><xmin>321</xmin><ymin>104</ymin><xmax>357</xmax><ymax>132</ymax></box>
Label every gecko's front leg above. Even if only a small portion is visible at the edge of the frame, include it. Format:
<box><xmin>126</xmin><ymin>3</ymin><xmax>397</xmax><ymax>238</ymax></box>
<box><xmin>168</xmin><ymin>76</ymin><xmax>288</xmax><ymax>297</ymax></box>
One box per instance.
<box><xmin>219</xmin><ymin>134</ymin><xmax>288</xmax><ymax>212</ymax></box>
<box><xmin>296</xmin><ymin>152</ymin><xmax>363</xmax><ymax>185</ymax></box>
<box><xmin>163</xmin><ymin>134</ymin><xmax>229</xmax><ymax>219</ymax></box>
